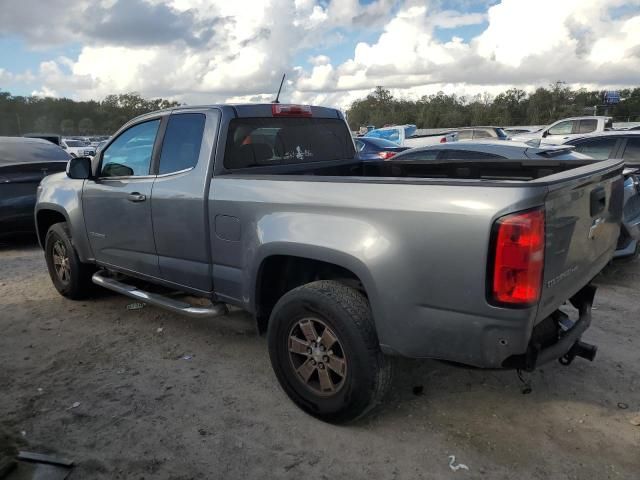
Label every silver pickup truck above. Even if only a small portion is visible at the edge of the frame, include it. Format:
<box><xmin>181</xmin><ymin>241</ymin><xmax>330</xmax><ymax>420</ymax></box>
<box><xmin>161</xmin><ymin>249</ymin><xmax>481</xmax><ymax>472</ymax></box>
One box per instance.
<box><xmin>35</xmin><ymin>104</ymin><xmax>624</xmax><ymax>422</ymax></box>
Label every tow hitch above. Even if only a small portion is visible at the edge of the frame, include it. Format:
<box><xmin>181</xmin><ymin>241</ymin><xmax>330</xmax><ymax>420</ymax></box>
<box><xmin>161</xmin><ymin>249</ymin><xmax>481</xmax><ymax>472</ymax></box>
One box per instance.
<box><xmin>559</xmin><ymin>340</ymin><xmax>598</xmax><ymax>366</ymax></box>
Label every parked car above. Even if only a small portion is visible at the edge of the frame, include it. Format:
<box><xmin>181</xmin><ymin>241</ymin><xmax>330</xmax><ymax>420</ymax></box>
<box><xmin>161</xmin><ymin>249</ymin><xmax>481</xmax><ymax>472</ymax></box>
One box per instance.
<box><xmin>36</xmin><ymin>104</ymin><xmax>623</xmax><ymax>422</ymax></box>
<box><xmin>456</xmin><ymin>126</ymin><xmax>510</xmax><ymax>141</ymax></box>
<box><xmin>512</xmin><ymin>116</ymin><xmax>613</xmax><ymax>145</ymax></box>
<box><xmin>392</xmin><ymin>140</ymin><xmax>638</xmax><ymax>258</ymax></box>
<box><xmin>558</xmin><ymin>132</ymin><xmax>640</xmax><ymax>257</ymax></box>
<box><xmin>355</xmin><ymin>137</ymin><xmax>410</xmax><ymax>160</ymax></box>
<box><xmin>60</xmin><ymin>138</ymin><xmax>96</xmax><ymax>158</ymax></box>
<box><xmin>365</xmin><ymin>124</ymin><xmax>458</xmax><ymax>147</ymax></box>
<box><xmin>23</xmin><ymin>133</ymin><xmax>62</xmax><ymax>146</ymax></box>
<box><xmin>559</xmin><ymin>131</ymin><xmax>640</xmax><ymax>167</ymax></box>
<box><xmin>1</xmin><ymin>137</ymin><xmax>71</xmax><ymax>235</ymax></box>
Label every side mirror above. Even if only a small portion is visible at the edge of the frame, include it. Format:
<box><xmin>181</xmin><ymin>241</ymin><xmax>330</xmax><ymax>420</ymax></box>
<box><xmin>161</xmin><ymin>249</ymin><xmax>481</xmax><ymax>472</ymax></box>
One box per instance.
<box><xmin>541</xmin><ymin>130</ymin><xmax>549</xmax><ymax>138</ymax></box>
<box><xmin>66</xmin><ymin>156</ymin><xmax>93</xmax><ymax>180</ymax></box>
<box><xmin>61</xmin><ymin>145</ymin><xmax>67</xmax><ymax>149</ymax></box>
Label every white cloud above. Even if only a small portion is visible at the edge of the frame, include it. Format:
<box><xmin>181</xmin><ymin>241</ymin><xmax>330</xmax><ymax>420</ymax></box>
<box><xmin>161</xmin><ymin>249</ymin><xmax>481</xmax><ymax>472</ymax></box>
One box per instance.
<box><xmin>3</xmin><ymin>0</ymin><xmax>640</xmax><ymax>109</ymax></box>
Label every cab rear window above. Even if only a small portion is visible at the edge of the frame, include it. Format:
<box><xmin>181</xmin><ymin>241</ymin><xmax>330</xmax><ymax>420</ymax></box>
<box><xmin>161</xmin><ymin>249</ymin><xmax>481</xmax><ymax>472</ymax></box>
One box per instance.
<box><xmin>223</xmin><ymin>117</ymin><xmax>355</xmax><ymax>169</ymax></box>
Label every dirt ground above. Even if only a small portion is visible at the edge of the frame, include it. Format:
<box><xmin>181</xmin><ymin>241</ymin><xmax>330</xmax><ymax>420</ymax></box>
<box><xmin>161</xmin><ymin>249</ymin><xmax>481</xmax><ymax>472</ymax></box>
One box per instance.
<box><xmin>0</xmin><ymin>236</ymin><xmax>638</xmax><ymax>480</ymax></box>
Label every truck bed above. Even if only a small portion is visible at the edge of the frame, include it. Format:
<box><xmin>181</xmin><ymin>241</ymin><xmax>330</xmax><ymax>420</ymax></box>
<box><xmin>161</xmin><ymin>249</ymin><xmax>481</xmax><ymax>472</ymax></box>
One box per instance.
<box><xmin>234</xmin><ymin>157</ymin><xmax>607</xmax><ymax>183</ymax></box>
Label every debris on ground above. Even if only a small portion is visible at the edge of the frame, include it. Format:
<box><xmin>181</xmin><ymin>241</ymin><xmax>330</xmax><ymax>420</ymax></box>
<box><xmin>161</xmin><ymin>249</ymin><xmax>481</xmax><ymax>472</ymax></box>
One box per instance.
<box><xmin>126</xmin><ymin>302</ymin><xmax>146</xmax><ymax>310</ymax></box>
<box><xmin>182</xmin><ymin>355</ymin><xmax>193</xmax><ymax>361</ymax></box>
<box><xmin>67</xmin><ymin>402</ymin><xmax>80</xmax><ymax>410</ymax></box>
<box><xmin>156</xmin><ymin>327</ymin><xmax>164</xmax><ymax>333</ymax></box>
<box><xmin>448</xmin><ymin>455</ymin><xmax>469</xmax><ymax>472</ymax></box>
<box><xmin>630</xmin><ymin>415</ymin><xmax>640</xmax><ymax>426</ymax></box>
<box><xmin>617</xmin><ymin>402</ymin><xmax>629</xmax><ymax>409</ymax></box>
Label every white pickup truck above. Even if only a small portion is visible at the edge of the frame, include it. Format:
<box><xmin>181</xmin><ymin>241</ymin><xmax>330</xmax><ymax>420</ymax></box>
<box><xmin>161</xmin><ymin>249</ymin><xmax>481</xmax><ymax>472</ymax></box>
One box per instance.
<box><xmin>512</xmin><ymin>116</ymin><xmax>613</xmax><ymax>146</ymax></box>
<box><xmin>364</xmin><ymin>124</ymin><xmax>458</xmax><ymax>147</ymax></box>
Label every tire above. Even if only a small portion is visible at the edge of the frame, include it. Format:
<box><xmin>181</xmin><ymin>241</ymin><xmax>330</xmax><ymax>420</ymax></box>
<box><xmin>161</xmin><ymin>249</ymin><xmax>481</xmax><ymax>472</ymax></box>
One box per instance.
<box><xmin>44</xmin><ymin>222</ymin><xmax>95</xmax><ymax>299</ymax></box>
<box><xmin>267</xmin><ymin>280</ymin><xmax>392</xmax><ymax>423</ymax></box>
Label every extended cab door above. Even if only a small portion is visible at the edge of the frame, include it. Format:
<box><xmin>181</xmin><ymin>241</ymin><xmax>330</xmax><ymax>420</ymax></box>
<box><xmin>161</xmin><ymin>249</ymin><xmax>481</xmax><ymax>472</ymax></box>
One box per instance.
<box><xmin>150</xmin><ymin>110</ymin><xmax>218</xmax><ymax>292</ymax></box>
<box><xmin>82</xmin><ymin>118</ymin><xmax>162</xmax><ymax>277</ymax></box>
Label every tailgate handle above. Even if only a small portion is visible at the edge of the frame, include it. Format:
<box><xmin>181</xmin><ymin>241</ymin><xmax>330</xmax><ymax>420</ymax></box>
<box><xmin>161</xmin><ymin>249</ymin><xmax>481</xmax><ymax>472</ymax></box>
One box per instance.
<box><xmin>590</xmin><ymin>187</ymin><xmax>606</xmax><ymax>216</ymax></box>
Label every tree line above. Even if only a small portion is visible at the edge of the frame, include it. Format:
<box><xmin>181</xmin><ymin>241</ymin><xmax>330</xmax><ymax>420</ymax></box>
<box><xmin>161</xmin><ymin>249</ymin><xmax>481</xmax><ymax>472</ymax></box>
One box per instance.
<box><xmin>2</xmin><ymin>83</ymin><xmax>640</xmax><ymax>136</ymax></box>
<box><xmin>346</xmin><ymin>84</ymin><xmax>640</xmax><ymax>131</ymax></box>
<box><xmin>0</xmin><ymin>91</ymin><xmax>180</xmax><ymax>136</ymax></box>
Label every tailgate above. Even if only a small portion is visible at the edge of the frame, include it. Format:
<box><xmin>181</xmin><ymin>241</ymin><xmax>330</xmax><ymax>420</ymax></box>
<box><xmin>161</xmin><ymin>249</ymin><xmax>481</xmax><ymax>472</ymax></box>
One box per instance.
<box><xmin>537</xmin><ymin>160</ymin><xmax>624</xmax><ymax>320</ymax></box>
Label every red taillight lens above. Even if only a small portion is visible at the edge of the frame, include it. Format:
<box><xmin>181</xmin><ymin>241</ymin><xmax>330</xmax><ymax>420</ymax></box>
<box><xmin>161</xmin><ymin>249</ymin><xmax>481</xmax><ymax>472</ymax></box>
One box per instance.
<box><xmin>378</xmin><ymin>151</ymin><xmax>396</xmax><ymax>160</ymax></box>
<box><xmin>440</xmin><ymin>137</ymin><xmax>447</xmax><ymax>143</ymax></box>
<box><xmin>271</xmin><ymin>104</ymin><xmax>312</xmax><ymax>117</ymax></box>
<box><xmin>491</xmin><ymin>208</ymin><xmax>545</xmax><ymax>305</ymax></box>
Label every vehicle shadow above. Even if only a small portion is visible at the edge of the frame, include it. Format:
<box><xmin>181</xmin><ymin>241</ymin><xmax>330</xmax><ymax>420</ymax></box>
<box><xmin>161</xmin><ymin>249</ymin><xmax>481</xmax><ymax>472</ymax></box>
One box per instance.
<box><xmin>596</xmin><ymin>255</ymin><xmax>640</xmax><ymax>287</ymax></box>
<box><xmin>0</xmin><ymin>232</ymin><xmax>40</xmax><ymax>250</ymax></box>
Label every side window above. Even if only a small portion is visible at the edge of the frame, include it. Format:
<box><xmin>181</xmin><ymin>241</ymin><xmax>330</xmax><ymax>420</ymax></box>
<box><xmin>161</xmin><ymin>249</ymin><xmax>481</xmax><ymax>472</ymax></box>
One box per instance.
<box><xmin>574</xmin><ymin>138</ymin><xmax>618</xmax><ymax>159</ymax></box>
<box><xmin>441</xmin><ymin>149</ymin><xmax>505</xmax><ymax>160</ymax></box>
<box><xmin>578</xmin><ymin>119</ymin><xmax>597</xmax><ymax>134</ymax></box>
<box><xmin>457</xmin><ymin>130</ymin><xmax>472</xmax><ymax>140</ymax></box>
<box><xmin>397</xmin><ymin>150</ymin><xmax>440</xmax><ymax>161</ymax></box>
<box><xmin>622</xmin><ymin>137</ymin><xmax>640</xmax><ymax>163</ymax></box>
<box><xmin>548</xmin><ymin>121</ymin><xmax>573</xmax><ymax>136</ymax></box>
<box><xmin>101</xmin><ymin>120</ymin><xmax>160</xmax><ymax>177</ymax></box>
<box><xmin>473</xmin><ymin>129</ymin><xmax>492</xmax><ymax>139</ymax></box>
<box><xmin>158</xmin><ymin>113</ymin><xmax>206</xmax><ymax>174</ymax></box>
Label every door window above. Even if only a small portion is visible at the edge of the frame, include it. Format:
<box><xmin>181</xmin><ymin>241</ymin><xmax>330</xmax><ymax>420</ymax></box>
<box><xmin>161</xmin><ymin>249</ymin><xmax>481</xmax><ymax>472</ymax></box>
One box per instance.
<box><xmin>100</xmin><ymin>119</ymin><xmax>160</xmax><ymax>177</ymax></box>
<box><xmin>396</xmin><ymin>150</ymin><xmax>440</xmax><ymax>161</ymax></box>
<box><xmin>457</xmin><ymin>130</ymin><xmax>472</xmax><ymax>140</ymax></box>
<box><xmin>622</xmin><ymin>137</ymin><xmax>640</xmax><ymax>163</ymax></box>
<box><xmin>573</xmin><ymin>137</ymin><xmax>618</xmax><ymax>159</ymax></box>
<box><xmin>547</xmin><ymin>121</ymin><xmax>574</xmax><ymax>136</ymax></box>
<box><xmin>473</xmin><ymin>129</ymin><xmax>493</xmax><ymax>139</ymax></box>
<box><xmin>578</xmin><ymin>119</ymin><xmax>598</xmax><ymax>134</ymax></box>
<box><xmin>158</xmin><ymin>114</ymin><xmax>206</xmax><ymax>174</ymax></box>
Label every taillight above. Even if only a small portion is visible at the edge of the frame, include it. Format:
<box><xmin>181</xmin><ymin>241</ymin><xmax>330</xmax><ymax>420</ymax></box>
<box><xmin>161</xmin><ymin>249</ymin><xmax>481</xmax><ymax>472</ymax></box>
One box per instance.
<box><xmin>272</xmin><ymin>104</ymin><xmax>312</xmax><ymax>117</ymax></box>
<box><xmin>440</xmin><ymin>137</ymin><xmax>447</xmax><ymax>143</ymax></box>
<box><xmin>490</xmin><ymin>208</ymin><xmax>545</xmax><ymax>306</ymax></box>
<box><xmin>377</xmin><ymin>151</ymin><xmax>396</xmax><ymax>160</ymax></box>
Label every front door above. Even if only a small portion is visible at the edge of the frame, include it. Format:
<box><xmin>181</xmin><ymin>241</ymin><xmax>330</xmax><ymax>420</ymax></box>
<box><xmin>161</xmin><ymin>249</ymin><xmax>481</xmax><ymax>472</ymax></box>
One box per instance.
<box><xmin>83</xmin><ymin>118</ymin><xmax>162</xmax><ymax>278</ymax></box>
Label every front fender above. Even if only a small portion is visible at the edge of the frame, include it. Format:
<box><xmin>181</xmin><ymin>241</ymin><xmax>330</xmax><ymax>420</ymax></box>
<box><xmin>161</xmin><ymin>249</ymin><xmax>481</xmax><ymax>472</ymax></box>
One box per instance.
<box><xmin>35</xmin><ymin>173</ymin><xmax>93</xmax><ymax>262</ymax></box>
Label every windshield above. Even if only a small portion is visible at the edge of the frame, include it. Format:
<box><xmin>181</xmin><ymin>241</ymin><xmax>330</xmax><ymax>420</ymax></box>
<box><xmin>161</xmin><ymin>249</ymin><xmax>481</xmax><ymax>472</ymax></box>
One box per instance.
<box><xmin>363</xmin><ymin>137</ymin><xmax>404</xmax><ymax>148</ymax></box>
<box><xmin>224</xmin><ymin>117</ymin><xmax>355</xmax><ymax>169</ymax></box>
<box><xmin>0</xmin><ymin>139</ymin><xmax>71</xmax><ymax>164</ymax></box>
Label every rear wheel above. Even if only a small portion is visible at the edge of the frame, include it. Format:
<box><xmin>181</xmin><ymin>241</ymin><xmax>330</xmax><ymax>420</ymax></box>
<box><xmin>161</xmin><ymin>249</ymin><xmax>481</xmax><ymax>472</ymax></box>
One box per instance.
<box><xmin>267</xmin><ymin>280</ymin><xmax>392</xmax><ymax>423</ymax></box>
<box><xmin>45</xmin><ymin>222</ymin><xmax>95</xmax><ymax>299</ymax></box>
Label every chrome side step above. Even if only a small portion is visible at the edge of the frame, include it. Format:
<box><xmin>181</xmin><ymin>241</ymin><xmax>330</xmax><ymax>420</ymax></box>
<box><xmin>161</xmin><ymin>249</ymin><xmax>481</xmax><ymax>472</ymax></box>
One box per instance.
<box><xmin>92</xmin><ymin>271</ymin><xmax>228</xmax><ymax>318</ymax></box>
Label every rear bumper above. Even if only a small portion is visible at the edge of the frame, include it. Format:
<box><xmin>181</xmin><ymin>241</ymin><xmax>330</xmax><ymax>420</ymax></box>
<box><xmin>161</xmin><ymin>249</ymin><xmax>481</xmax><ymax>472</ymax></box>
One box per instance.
<box><xmin>501</xmin><ymin>285</ymin><xmax>595</xmax><ymax>370</ymax></box>
<box><xmin>380</xmin><ymin>284</ymin><xmax>597</xmax><ymax>370</ymax></box>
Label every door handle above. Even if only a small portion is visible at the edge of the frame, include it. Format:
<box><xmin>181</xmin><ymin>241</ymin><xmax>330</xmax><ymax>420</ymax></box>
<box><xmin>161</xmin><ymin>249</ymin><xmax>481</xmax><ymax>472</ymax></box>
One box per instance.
<box><xmin>127</xmin><ymin>192</ymin><xmax>146</xmax><ymax>202</ymax></box>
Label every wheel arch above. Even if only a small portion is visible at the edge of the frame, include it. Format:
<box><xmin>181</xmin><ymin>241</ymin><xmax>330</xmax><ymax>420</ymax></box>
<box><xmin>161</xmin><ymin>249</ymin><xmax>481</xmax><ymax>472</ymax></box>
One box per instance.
<box><xmin>251</xmin><ymin>244</ymin><xmax>380</xmax><ymax>335</ymax></box>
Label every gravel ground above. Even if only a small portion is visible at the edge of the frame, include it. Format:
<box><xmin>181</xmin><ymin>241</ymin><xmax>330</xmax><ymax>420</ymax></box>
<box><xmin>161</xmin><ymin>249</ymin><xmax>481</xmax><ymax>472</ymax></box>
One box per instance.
<box><xmin>1</xmin><ymin>235</ymin><xmax>639</xmax><ymax>479</ymax></box>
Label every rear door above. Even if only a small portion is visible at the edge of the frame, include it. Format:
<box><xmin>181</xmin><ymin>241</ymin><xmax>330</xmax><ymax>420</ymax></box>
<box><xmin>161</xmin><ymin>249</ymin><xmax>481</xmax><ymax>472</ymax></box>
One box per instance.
<box><xmin>151</xmin><ymin>110</ymin><xmax>216</xmax><ymax>292</ymax></box>
<box><xmin>83</xmin><ymin>118</ymin><xmax>162</xmax><ymax>277</ymax></box>
<box><xmin>537</xmin><ymin>160</ymin><xmax>624</xmax><ymax>319</ymax></box>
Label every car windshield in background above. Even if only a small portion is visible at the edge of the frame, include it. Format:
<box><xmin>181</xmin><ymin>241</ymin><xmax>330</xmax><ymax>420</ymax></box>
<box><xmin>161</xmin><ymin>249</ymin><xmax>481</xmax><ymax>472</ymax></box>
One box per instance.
<box><xmin>0</xmin><ymin>139</ymin><xmax>70</xmax><ymax>165</ymax></box>
<box><xmin>363</xmin><ymin>137</ymin><xmax>404</xmax><ymax>148</ymax></box>
<box><xmin>224</xmin><ymin>117</ymin><xmax>355</xmax><ymax>169</ymax></box>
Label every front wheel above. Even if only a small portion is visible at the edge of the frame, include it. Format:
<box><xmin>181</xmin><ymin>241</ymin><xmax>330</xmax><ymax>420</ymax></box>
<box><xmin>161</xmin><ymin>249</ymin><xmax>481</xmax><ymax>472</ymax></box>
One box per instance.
<box><xmin>44</xmin><ymin>222</ymin><xmax>95</xmax><ymax>299</ymax></box>
<box><xmin>267</xmin><ymin>280</ymin><xmax>392</xmax><ymax>423</ymax></box>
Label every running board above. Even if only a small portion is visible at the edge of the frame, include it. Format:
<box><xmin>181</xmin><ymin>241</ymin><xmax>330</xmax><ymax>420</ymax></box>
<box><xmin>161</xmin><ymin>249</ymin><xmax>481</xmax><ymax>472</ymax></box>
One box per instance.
<box><xmin>92</xmin><ymin>271</ymin><xmax>228</xmax><ymax>318</ymax></box>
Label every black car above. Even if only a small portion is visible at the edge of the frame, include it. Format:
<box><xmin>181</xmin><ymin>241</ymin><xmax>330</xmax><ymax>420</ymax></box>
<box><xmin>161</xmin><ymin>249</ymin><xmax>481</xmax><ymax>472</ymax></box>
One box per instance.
<box><xmin>354</xmin><ymin>137</ymin><xmax>410</xmax><ymax>160</ymax></box>
<box><xmin>1</xmin><ymin>137</ymin><xmax>71</xmax><ymax>235</ymax></box>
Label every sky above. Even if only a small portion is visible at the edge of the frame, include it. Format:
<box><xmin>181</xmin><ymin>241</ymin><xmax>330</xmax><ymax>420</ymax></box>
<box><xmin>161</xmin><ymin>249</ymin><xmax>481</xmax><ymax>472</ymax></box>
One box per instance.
<box><xmin>1</xmin><ymin>0</ymin><xmax>640</xmax><ymax>108</ymax></box>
